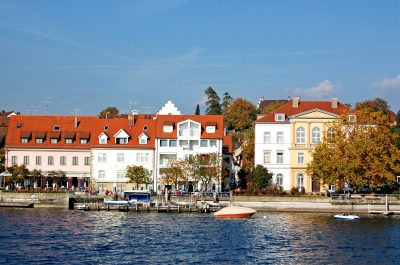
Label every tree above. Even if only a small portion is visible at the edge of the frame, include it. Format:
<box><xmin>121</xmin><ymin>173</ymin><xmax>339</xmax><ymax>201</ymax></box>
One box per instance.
<box><xmin>204</xmin><ymin>152</ymin><xmax>226</xmax><ymax>192</ymax></box>
<box><xmin>397</xmin><ymin>110</ymin><xmax>400</xmax><ymax>129</ymax></box>
<box><xmin>195</xmin><ymin>104</ymin><xmax>200</xmax><ymax>115</ymax></box>
<box><xmin>0</xmin><ymin>153</ymin><xmax>4</xmax><ymax>171</ymax></box>
<box><xmin>204</xmin><ymin>86</ymin><xmax>222</xmax><ymax>115</ymax></box>
<box><xmin>355</xmin><ymin>98</ymin><xmax>390</xmax><ymax>119</ymax></box>
<box><xmin>125</xmin><ymin>165</ymin><xmax>152</xmax><ymax>189</ymax></box>
<box><xmin>160</xmin><ymin>158</ymin><xmax>189</xmax><ymax>189</ymax></box>
<box><xmin>47</xmin><ymin>170</ymin><xmax>66</xmax><ymax>188</ymax></box>
<box><xmin>241</xmin><ymin>126</ymin><xmax>255</xmax><ymax>172</ymax></box>
<box><xmin>6</xmin><ymin>164</ymin><xmax>30</xmax><ymax>185</ymax></box>
<box><xmin>99</xmin><ymin>106</ymin><xmax>119</xmax><ymax>119</ymax></box>
<box><xmin>261</xmin><ymin>100</ymin><xmax>285</xmax><ymax>115</ymax></box>
<box><xmin>223</xmin><ymin>98</ymin><xmax>257</xmax><ymax>130</ymax></box>
<box><xmin>31</xmin><ymin>168</ymin><xmax>43</xmax><ymax>188</ymax></box>
<box><xmin>187</xmin><ymin>152</ymin><xmax>224</xmax><ymax>191</ymax></box>
<box><xmin>306</xmin><ymin>112</ymin><xmax>400</xmax><ymax>193</ymax></box>
<box><xmin>247</xmin><ymin>165</ymin><xmax>274</xmax><ymax>191</ymax></box>
<box><xmin>221</xmin><ymin>92</ymin><xmax>233</xmax><ymax>113</ymax></box>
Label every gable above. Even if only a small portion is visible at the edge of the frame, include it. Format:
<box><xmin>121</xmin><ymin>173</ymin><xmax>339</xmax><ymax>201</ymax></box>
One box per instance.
<box><xmin>289</xmin><ymin>109</ymin><xmax>339</xmax><ymax>119</ymax></box>
<box><xmin>114</xmin><ymin>129</ymin><xmax>130</xmax><ymax>138</ymax></box>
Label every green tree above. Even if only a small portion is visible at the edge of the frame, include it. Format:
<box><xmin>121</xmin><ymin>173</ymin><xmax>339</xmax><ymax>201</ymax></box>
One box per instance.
<box><xmin>224</xmin><ymin>98</ymin><xmax>257</xmax><ymax>130</ymax></box>
<box><xmin>187</xmin><ymin>152</ymin><xmax>224</xmax><ymax>191</ymax></box>
<box><xmin>247</xmin><ymin>165</ymin><xmax>274</xmax><ymax>191</ymax></box>
<box><xmin>221</xmin><ymin>92</ymin><xmax>233</xmax><ymax>113</ymax></box>
<box><xmin>47</xmin><ymin>170</ymin><xmax>66</xmax><ymax>188</ymax></box>
<box><xmin>6</xmin><ymin>164</ymin><xmax>30</xmax><ymax>185</ymax></box>
<box><xmin>126</xmin><ymin>165</ymin><xmax>152</xmax><ymax>189</ymax></box>
<box><xmin>195</xmin><ymin>104</ymin><xmax>200</xmax><ymax>115</ymax></box>
<box><xmin>99</xmin><ymin>106</ymin><xmax>119</xmax><ymax>119</ymax></box>
<box><xmin>31</xmin><ymin>168</ymin><xmax>43</xmax><ymax>188</ymax></box>
<box><xmin>261</xmin><ymin>100</ymin><xmax>285</xmax><ymax>115</ymax></box>
<box><xmin>204</xmin><ymin>86</ymin><xmax>221</xmax><ymax>115</ymax></box>
<box><xmin>241</xmin><ymin>126</ymin><xmax>255</xmax><ymax>172</ymax></box>
<box><xmin>306</xmin><ymin>112</ymin><xmax>400</xmax><ymax>192</ymax></box>
<box><xmin>396</xmin><ymin>109</ymin><xmax>400</xmax><ymax>129</ymax></box>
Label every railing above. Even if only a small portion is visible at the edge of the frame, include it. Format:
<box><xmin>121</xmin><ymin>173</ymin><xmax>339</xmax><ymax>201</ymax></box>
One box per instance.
<box><xmin>330</xmin><ymin>194</ymin><xmax>400</xmax><ymax>203</ymax></box>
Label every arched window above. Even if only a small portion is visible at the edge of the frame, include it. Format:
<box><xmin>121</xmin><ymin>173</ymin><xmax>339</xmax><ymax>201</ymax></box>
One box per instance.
<box><xmin>297</xmin><ymin>173</ymin><xmax>304</xmax><ymax>191</ymax></box>
<box><xmin>296</xmin><ymin>127</ymin><xmax>305</xmax><ymax>143</ymax></box>
<box><xmin>276</xmin><ymin>174</ymin><xmax>283</xmax><ymax>187</ymax></box>
<box><xmin>312</xmin><ymin>127</ymin><xmax>321</xmax><ymax>143</ymax></box>
<box><xmin>98</xmin><ymin>170</ymin><xmax>106</xmax><ymax>179</ymax></box>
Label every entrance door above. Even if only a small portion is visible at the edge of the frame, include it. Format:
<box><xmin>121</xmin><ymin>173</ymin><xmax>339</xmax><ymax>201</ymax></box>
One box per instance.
<box><xmin>312</xmin><ymin>179</ymin><xmax>320</xmax><ymax>192</ymax></box>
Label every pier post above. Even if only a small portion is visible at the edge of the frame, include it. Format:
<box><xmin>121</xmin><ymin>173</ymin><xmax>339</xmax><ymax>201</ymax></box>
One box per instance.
<box><xmin>386</xmin><ymin>194</ymin><xmax>389</xmax><ymax>211</ymax></box>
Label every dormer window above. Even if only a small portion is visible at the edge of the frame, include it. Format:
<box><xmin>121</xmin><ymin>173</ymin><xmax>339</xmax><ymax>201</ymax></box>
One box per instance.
<box><xmin>20</xmin><ymin>131</ymin><xmax>31</xmax><ymax>143</ymax></box>
<box><xmin>114</xmin><ymin>129</ymin><xmax>130</xmax><ymax>145</ymax></box>
<box><xmin>163</xmin><ymin>121</ymin><xmax>174</xmax><ymax>133</ymax></box>
<box><xmin>348</xmin><ymin>115</ymin><xmax>356</xmax><ymax>122</ymax></box>
<box><xmin>98</xmin><ymin>133</ymin><xmax>108</xmax><ymax>144</ymax></box>
<box><xmin>138</xmin><ymin>133</ymin><xmax>148</xmax><ymax>145</ymax></box>
<box><xmin>54</xmin><ymin>125</ymin><xmax>60</xmax><ymax>131</ymax></box>
<box><xmin>206</xmin><ymin>122</ymin><xmax>216</xmax><ymax>133</ymax></box>
<box><xmin>275</xmin><ymin>114</ymin><xmax>285</xmax><ymax>121</ymax></box>
<box><xmin>79</xmin><ymin>132</ymin><xmax>90</xmax><ymax>144</ymax></box>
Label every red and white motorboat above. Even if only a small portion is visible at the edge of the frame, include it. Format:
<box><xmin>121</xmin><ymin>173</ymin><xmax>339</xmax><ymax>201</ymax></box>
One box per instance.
<box><xmin>214</xmin><ymin>206</ymin><xmax>256</xmax><ymax>218</ymax></box>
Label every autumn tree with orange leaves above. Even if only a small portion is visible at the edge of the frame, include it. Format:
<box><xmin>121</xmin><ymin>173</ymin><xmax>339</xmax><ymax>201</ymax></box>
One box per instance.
<box><xmin>223</xmin><ymin>98</ymin><xmax>257</xmax><ymax>131</ymax></box>
<box><xmin>306</xmin><ymin>111</ymin><xmax>400</xmax><ymax>193</ymax></box>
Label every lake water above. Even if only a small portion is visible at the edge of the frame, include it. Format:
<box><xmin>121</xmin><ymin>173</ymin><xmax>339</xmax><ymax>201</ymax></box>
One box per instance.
<box><xmin>0</xmin><ymin>208</ymin><xmax>399</xmax><ymax>264</ymax></box>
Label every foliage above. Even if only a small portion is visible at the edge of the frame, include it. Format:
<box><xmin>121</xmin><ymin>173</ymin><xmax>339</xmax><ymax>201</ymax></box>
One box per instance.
<box><xmin>0</xmin><ymin>153</ymin><xmax>4</xmax><ymax>171</ymax></box>
<box><xmin>99</xmin><ymin>106</ymin><xmax>119</xmax><ymax>119</ymax></box>
<box><xmin>47</xmin><ymin>170</ymin><xmax>66</xmax><ymax>188</ymax></box>
<box><xmin>221</xmin><ymin>92</ymin><xmax>233</xmax><ymax>113</ymax></box>
<box><xmin>241</xmin><ymin>126</ymin><xmax>255</xmax><ymax>171</ymax></box>
<box><xmin>31</xmin><ymin>168</ymin><xmax>43</xmax><ymax>186</ymax></box>
<box><xmin>159</xmin><ymin>158</ymin><xmax>189</xmax><ymax>188</ymax></box>
<box><xmin>290</xmin><ymin>186</ymin><xmax>305</xmax><ymax>196</ymax></box>
<box><xmin>261</xmin><ymin>100</ymin><xmax>285</xmax><ymax>115</ymax></box>
<box><xmin>397</xmin><ymin>110</ymin><xmax>400</xmax><ymax>129</ymax></box>
<box><xmin>247</xmin><ymin>165</ymin><xmax>274</xmax><ymax>190</ymax></box>
<box><xmin>231</xmin><ymin>132</ymin><xmax>245</xmax><ymax>142</ymax></box>
<box><xmin>355</xmin><ymin>98</ymin><xmax>391</xmax><ymax>119</ymax></box>
<box><xmin>6</xmin><ymin>164</ymin><xmax>30</xmax><ymax>184</ymax></box>
<box><xmin>264</xmin><ymin>185</ymin><xmax>285</xmax><ymax>196</ymax></box>
<box><xmin>306</xmin><ymin>111</ymin><xmax>400</xmax><ymax>193</ymax></box>
<box><xmin>125</xmin><ymin>165</ymin><xmax>152</xmax><ymax>189</ymax></box>
<box><xmin>223</xmin><ymin>98</ymin><xmax>257</xmax><ymax>130</ymax></box>
<box><xmin>195</xmin><ymin>104</ymin><xmax>200</xmax><ymax>115</ymax></box>
<box><xmin>204</xmin><ymin>86</ymin><xmax>222</xmax><ymax>115</ymax></box>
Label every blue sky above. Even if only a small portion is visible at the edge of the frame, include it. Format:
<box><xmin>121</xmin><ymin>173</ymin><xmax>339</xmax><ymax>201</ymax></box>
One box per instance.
<box><xmin>0</xmin><ymin>0</ymin><xmax>399</xmax><ymax>115</ymax></box>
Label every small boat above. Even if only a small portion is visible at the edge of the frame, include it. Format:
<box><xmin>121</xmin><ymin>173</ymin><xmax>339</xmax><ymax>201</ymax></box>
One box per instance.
<box><xmin>104</xmin><ymin>200</ymin><xmax>133</xmax><ymax>206</ymax></box>
<box><xmin>77</xmin><ymin>204</ymin><xmax>88</xmax><ymax>210</ymax></box>
<box><xmin>169</xmin><ymin>201</ymin><xmax>197</xmax><ymax>208</ymax></box>
<box><xmin>214</xmin><ymin>206</ymin><xmax>256</xmax><ymax>218</ymax></box>
<box><xmin>205</xmin><ymin>202</ymin><xmax>229</xmax><ymax>208</ymax></box>
<box><xmin>334</xmin><ymin>213</ymin><xmax>361</xmax><ymax>220</ymax></box>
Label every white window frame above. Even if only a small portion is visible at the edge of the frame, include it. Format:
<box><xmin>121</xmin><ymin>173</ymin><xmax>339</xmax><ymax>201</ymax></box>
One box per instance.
<box><xmin>276</xmin><ymin>173</ymin><xmax>283</xmax><ymax>187</ymax></box>
<box><xmin>263</xmin><ymin>151</ymin><xmax>271</xmax><ymax>164</ymax></box>
<box><xmin>98</xmin><ymin>153</ymin><xmax>107</xmax><ymax>162</ymax></box>
<box><xmin>23</xmin><ymin>156</ymin><xmax>29</xmax><ymax>165</ymax></box>
<box><xmin>48</xmin><ymin>156</ymin><xmax>54</xmax><ymax>165</ymax></box>
<box><xmin>35</xmin><ymin>156</ymin><xmax>42</xmax><ymax>165</ymax></box>
<box><xmin>84</xmin><ymin>157</ymin><xmax>90</xmax><ymax>165</ymax></box>
<box><xmin>206</xmin><ymin>126</ymin><xmax>216</xmax><ymax>133</ymax></box>
<box><xmin>263</xmin><ymin>132</ymin><xmax>270</xmax><ymax>143</ymax></box>
<box><xmin>117</xmin><ymin>153</ymin><xmax>125</xmax><ymax>162</ymax></box>
<box><xmin>298</xmin><ymin>152</ymin><xmax>304</xmax><ymax>164</ymax></box>
<box><xmin>275</xmin><ymin>114</ymin><xmax>285</xmax><ymax>121</ymax></box>
<box><xmin>297</xmin><ymin>173</ymin><xmax>304</xmax><ymax>191</ymax></box>
<box><xmin>21</xmin><ymin>138</ymin><xmax>28</xmax><ymax>143</ymax></box>
<box><xmin>50</xmin><ymin>138</ymin><xmax>58</xmax><ymax>144</ymax></box>
<box><xmin>276</xmin><ymin>132</ymin><xmax>284</xmax><ymax>143</ymax></box>
<box><xmin>72</xmin><ymin>156</ymin><xmax>78</xmax><ymax>165</ymax></box>
<box><xmin>11</xmin><ymin>156</ymin><xmax>17</xmax><ymax>164</ymax></box>
<box><xmin>276</xmin><ymin>151</ymin><xmax>284</xmax><ymax>164</ymax></box>
<box><xmin>60</xmin><ymin>156</ymin><xmax>66</xmax><ymax>165</ymax></box>
<box><xmin>296</xmin><ymin>127</ymin><xmax>305</xmax><ymax>143</ymax></box>
<box><xmin>312</xmin><ymin>127</ymin><xmax>321</xmax><ymax>144</ymax></box>
<box><xmin>117</xmin><ymin>171</ymin><xmax>125</xmax><ymax>179</ymax></box>
<box><xmin>98</xmin><ymin>170</ymin><xmax>106</xmax><ymax>179</ymax></box>
<box><xmin>36</xmin><ymin>138</ymin><xmax>43</xmax><ymax>144</ymax></box>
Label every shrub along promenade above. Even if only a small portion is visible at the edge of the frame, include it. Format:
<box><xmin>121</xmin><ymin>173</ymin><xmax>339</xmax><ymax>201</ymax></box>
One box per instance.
<box><xmin>1</xmin><ymin>191</ymin><xmax>400</xmax><ymax>214</ymax></box>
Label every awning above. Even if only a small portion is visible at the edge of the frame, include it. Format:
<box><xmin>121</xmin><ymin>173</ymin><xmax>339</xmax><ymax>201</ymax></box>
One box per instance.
<box><xmin>20</xmin><ymin>131</ymin><xmax>32</xmax><ymax>138</ymax></box>
<box><xmin>35</xmin><ymin>131</ymin><xmax>46</xmax><ymax>139</ymax></box>
<box><xmin>64</xmin><ymin>132</ymin><xmax>76</xmax><ymax>139</ymax></box>
<box><xmin>79</xmin><ymin>132</ymin><xmax>90</xmax><ymax>139</ymax></box>
<box><xmin>49</xmin><ymin>131</ymin><xmax>61</xmax><ymax>138</ymax></box>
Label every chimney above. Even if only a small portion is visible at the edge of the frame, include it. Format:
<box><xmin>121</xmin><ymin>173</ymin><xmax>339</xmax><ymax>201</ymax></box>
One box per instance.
<box><xmin>288</xmin><ymin>96</ymin><xmax>291</xmax><ymax>101</ymax></box>
<box><xmin>331</xmin><ymin>98</ymin><xmax>338</xmax><ymax>108</ymax></box>
<box><xmin>74</xmin><ymin>117</ymin><xmax>78</xmax><ymax>129</ymax></box>
<box><xmin>292</xmin><ymin>97</ymin><xmax>299</xmax><ymax>108</ymax></box>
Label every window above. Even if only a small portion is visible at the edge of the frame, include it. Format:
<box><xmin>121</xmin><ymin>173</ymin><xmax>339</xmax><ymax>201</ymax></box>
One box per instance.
<box><xmin>277</xmin><ymin>132</ymin><xmax>284</xmax><ymax>143</ymax></box>
<box><xmin>206</xmin><ymin>126</ymin><xmax>216</xmax><ymax>133</ymax></box>
<box><xmin>143</xmin><ymin>125</ymin><xmax>148</xmax><ymax>131</ymax></box>
<box><xmin>36</xmin><ymin>156</ymin><xmax>42</xmax><ymax>165</ymax></box>
<box><xmin>296</xmin><ymin>127</ymin><xmax>305</xmax><ymax>143</ymax></box>
<box><xmin>65</xmin><ymin>138</ymin><xmax>73</xmax><ymax>144</ymax></box>
<box><xmin>348</xmin><ymin>115</ymin><xmax>356</xmax><ymax>122</ymax></box>
<box><xmin>160</xmin><ymin>140</ymin><xmax>168</xmax><ymax>147</ymax></box>
<box><xmin>98</xmin><ymin>170</ymin><xmax>106</xmax><ymax>179</ymax></box>
<box><xmin>136</xmin><ymin>153</ymin><xmax>150</xmax><ymax>163</ymax></box>
<box><xmin>50</xmin><ymin>138</ymin><xmax>58</xmax><ymax>144</ymax></box>
<box><xmin>84</xmin><ymin>157</ymin><xmax>90</xmax><ymax>165</ymax></box>
<box><xmin>54</xmin><ymin>126</ymin><xmax>60</xmax><ymax>131</ymax></box>
<box><xmin>80</xmin><ymin>139</ymin><xmax>88</xmax><ymax>144</ymax></box>
<box><xmin>312</xmin><ymin>127</ymin><xmax>321</xmax><ymax>144</ymax></box>
<box><xmin>104</xmin><ymin>125</ymin><xmax>109</xmax><ymax>131</ymax></box>
<box><xmin>263</xmin><ymin>151</ymin><xmax>271</xmax><ymax>164</ymax></box>
<box><xmin>164</xmin><ymin>125</ymin><xmax>173</xmax><ymax>133</ymax></box>
<box><xmin>275</xmin><ymin>114</ymin><xmax>285</xmax><ymax>121</ymax></box>
<box><xmin>21</xmin><ymin>138</ymin><xmax>28</xmax><ymax>143</ymax></box>
<box><xmin>140</xmin><ymin>137</ymin><xmax>147</xmax><ymax>144</ymax></box>
<box><xmin>60</xmin><ymin>156</ymin><xmax>66</xmax><ymax>165</ymax></box>
<box><xmin>276</xmin><ymin>174</ymin><xmax>283</xmax><ymax>187</ymax></box>
<box><xmin>117</xmin><ymin>171</ymin><xmax>125</xmax><ymax>179</ymax></box>
<box><xmin>201</xmin><ymin>140</ymin><xmax>208</xmax><ymax>147</ymax></box>
<box><xmin>23</xmin><ymin>156</ymin><xmax>29</xmax><ymax>165</ymax></box>
<box><xmin>159</xmin><ymin>154</ymin><xmax>176</xmax><ymax>165</ymax></box>
<box><xmin>117</xmin><ymin>153</ymin><xmax>125</xmax><ymax>162</ymax></box>
<box><xmin>169</xmin><ymin>140</ymin><xmax>177</xmax><ymax>147</ymax></box>
<box><xmin>263</xmin><ymin>132</ymin><xmax>271</xmax><ymax>143</ymax></box>
<box><xmin>277</xmin><ymin>152</ymin><xmax>284</xmax><ymax>164</ymax></box>
<box><xmin>116</xmin><ymin>138</ymin><xmax>127</xmax><ymax>144</ymax></box>
<box><xmin>298</xmin><ymin>152</ymin><xmax>304</xmax><ymax>164</ymax></box>
<box><xmin>98</xmin><ymin>153</ymin><xmax>107</xmax><ymax>162</ymax></box>
<box><xmin>297</xmin><ymin>174</ymin><xmax>304</xmax><ymax>191</ymax></box>
<box><xmin>48</xmin><ymin>156</ymin><xmax>54</xmax><ymax>165</ymax></box>
<box><xmin>210</xmin><ymin>140</ymin><xmax>217</xmax><ymax>147</ymax></box>
<box><xmin>11</xmin><ymin>156</ymin><xmax>17</xmax><ymax>164</ymax></box>
<box><xmin>100</xmin><ymin>138</ymin><xmax>107</xmax><ymax>144</ymax></box>
<box><xmin>72</xmin><ymin>156</ymin><xmax>78</xmax><ymax>165</ymax></box>
<box><xmin>36</xmin><ymin>138</ymin><xmax>43</xmax><ymax>144</ymax></box>
<box><xmin>17</xmin><ymin>124</ymin><xmax>22</xmax><ymax>128</ymax></box>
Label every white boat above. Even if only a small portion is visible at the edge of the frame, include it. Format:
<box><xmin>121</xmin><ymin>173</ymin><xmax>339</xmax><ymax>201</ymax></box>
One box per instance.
<box><xmin>104</xmin><ymin>200</ymin><xmax>133</xmax><ymax>206</ymax></box>
<box><xmin>77</xmin><ymin>204</ymin><xmax>88</xmax><ymax>210</ymax></box>
<box><xmin>334</xmin><ymin>213</ymin><xmax>361</xmax><ymax>220</ymax></box>
<box><xmin>205</xmin><ymin>202</ymin><xmax>229</xmax><ymax>208</ymax></box>
<box><xmin>169</xmin><ymin>201</ymin><xmax>197</xmax><ymax>208</ymax></box>
<box><xmin>214</xmin><ymin>206</ymin><xmax>256</xmax><ymax>218</ymax></box>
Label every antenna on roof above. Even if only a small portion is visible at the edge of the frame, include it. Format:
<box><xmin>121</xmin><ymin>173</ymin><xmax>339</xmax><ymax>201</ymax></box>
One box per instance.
<box><xmin>72</xmin><ymin>106</ymin><xmax>82</xmax><ymax>116</ymax></box>
<box><xmin>141</xmin><ymin>107</ymin><xmax>155</xmax><ymax>114</ymax></box>
<box><xmin>41</xmin><ymin>97</ymin><xmax>53</xmax><ymax>115</ymax></box>
<box><xmin>26</xmin><ymin>106</ymin><xmax>38</xmax><ymax>115</ymax></box>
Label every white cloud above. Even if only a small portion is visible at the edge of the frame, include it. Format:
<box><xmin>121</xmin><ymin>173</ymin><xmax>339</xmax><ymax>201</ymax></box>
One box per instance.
<box><xmin>373</xmin><ymin>75</ymin><xmax>400</xmax><ymax>89</ymax></box>
<box><xmin>289</xmin><ymin>80</ymin><xmax>341</xmax><ymax>100</ymax></box>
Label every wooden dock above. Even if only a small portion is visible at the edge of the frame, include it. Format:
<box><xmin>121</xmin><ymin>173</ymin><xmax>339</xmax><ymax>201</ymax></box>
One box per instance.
<box><xmin>0</xmin><ymin>202</ymin><xmax>34</xmax><ymax>208</ymax></box>
<box><xmin>75</xmin><ymin>203</ymin><xmax>221</xmax><ymax>213</ymax></box>
<box><xmin>368</xmin><ymin>210</ymin><xmax>399</xmax><ymax>215</ymax></box>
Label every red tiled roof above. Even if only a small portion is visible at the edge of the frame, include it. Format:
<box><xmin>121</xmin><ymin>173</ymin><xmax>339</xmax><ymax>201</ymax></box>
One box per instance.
<box><xmin>223</xmin><ymin>135</ymin><xmax>233</xmax><ymax>153</ymax></box>
<box><xmin>79</xmin><ymin>132</ymin><xmax>90</xmax><ymax>139</ymax></box>
<box><xmin>64</xmin><ymin>132</ymin><xmax>76</xmax><ymax>139</ymax></box>
<box><xmin>20</xmin><ymin>131</ymin><xmax>32</xmax><ymax>138</ymax></box>
<box><xmin>155</xmin><ymin>114</ymin><xmax>224</xmax><ymax>139</ymax></box>
<box><xmin>35</xmin><ymin>132</ymin><xmax>46</xmax><ymax>138</ymax></box>
<box><xmin>49</xmin><ymin>131</ymin><xmax>61</xmax><ymax>138</ymax></box>
<box><xmin>255</xmin><ymin>100</ymin><xmax>352</xmax><ymax>123</ymax></box>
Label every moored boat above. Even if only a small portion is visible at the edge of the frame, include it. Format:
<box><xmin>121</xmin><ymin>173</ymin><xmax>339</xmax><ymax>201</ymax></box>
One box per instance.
<box><xmin>334</xmin><ymin>213</ymin><xmax>361</xmax><ymax>220</ymax></box>
<box><xmin>214</xmin><ymin>206</ymin><xmax>256</xmax><ymax>218</ymax></box>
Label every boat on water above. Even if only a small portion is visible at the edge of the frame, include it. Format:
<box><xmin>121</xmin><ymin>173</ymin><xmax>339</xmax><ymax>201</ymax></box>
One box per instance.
<box><xmin>169</xmin><ymin>201</ymin><xmax>197</xmax><ymax>208</ymax></box>
<box><xmin>77</xmin><ymin>204</ymin><xmax>88</xmax><ymax>210</ymax></box>
<box><xmin>104</xmin><ymin>200</ymin><xmax>133</xmax><ymax>206</ymax></box>
<box><xmin>334</xmin><ymin>213</ymin><xmax>361</xmax><ymax>220</ymax></box>
<box><xmin>214</xmin><ymin>206</ymin><xmax>256</xmax><ymax>218</ymax></box>
<box><xmin>205</xmin><ymin>202</ymin><xmax>229</xmax><ymax>208</ymax></box>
